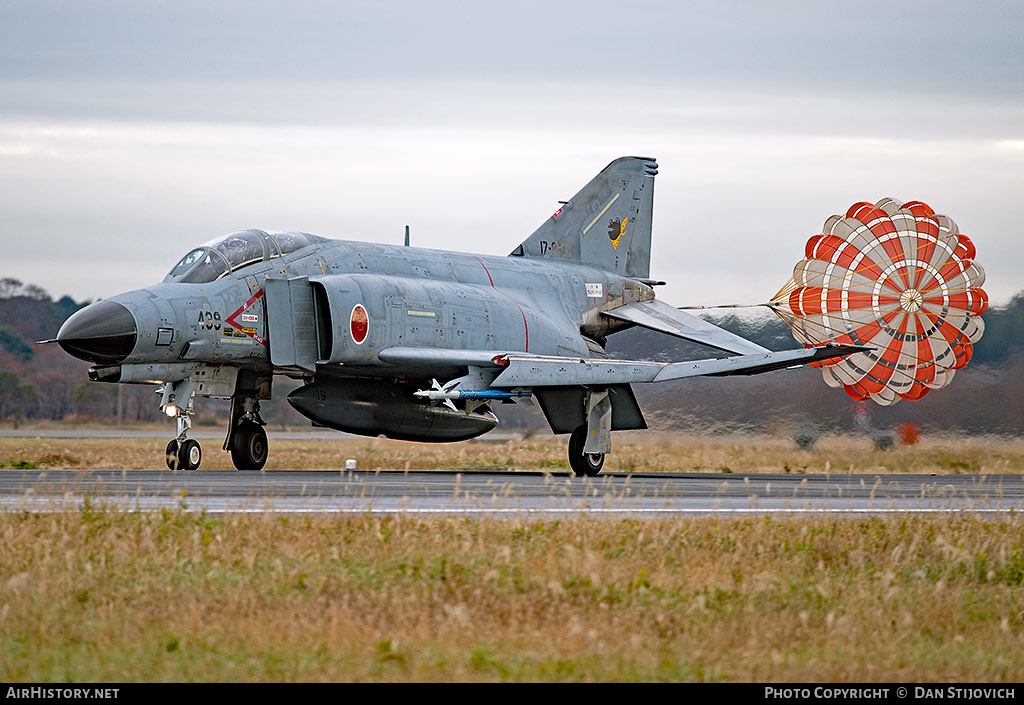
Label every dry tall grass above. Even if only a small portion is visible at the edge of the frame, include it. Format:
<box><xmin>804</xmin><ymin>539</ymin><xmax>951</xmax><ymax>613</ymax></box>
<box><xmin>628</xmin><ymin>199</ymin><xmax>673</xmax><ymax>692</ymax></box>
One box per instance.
<box><xmin>1</xmin><ymin>433</ymin><xmax>1022</xmax><ymax>473</ymax></box>
<box><xmin>1</xmin><ymin>511</ymin><xmax>1022</xmax><ymax>682</ymax></box>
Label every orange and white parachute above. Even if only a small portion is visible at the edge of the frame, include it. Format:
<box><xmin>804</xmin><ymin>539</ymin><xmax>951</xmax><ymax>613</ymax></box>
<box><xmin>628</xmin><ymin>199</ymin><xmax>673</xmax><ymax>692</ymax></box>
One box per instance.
<box><xmin>770</xmin><ymin>198</ymin><xmax>987</xmax><ymax>405</ymax></box>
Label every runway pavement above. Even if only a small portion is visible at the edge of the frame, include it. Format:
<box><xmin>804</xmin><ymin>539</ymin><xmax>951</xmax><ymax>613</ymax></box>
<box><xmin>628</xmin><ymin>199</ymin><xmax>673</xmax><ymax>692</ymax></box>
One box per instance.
<box><xmin>0</xmin><ymin>468</ymin><xmax>1021</xmax><ymax>517</ymax></box>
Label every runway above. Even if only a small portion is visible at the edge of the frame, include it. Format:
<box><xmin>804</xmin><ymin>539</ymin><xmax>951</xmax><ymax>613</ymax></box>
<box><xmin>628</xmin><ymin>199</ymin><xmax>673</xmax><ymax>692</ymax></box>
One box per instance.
<box><xmin>0</xmin><ymin>469</ymin><xmax>1021</xmax><ymax>517</ymax></box>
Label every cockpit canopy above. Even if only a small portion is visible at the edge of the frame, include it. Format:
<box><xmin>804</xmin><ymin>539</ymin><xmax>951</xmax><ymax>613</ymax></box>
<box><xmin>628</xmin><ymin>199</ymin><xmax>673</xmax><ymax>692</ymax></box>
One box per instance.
<box><xmin>165</xmin><ymin>229</ymin><xmax>325</xmax><ymax>284</ymax></box>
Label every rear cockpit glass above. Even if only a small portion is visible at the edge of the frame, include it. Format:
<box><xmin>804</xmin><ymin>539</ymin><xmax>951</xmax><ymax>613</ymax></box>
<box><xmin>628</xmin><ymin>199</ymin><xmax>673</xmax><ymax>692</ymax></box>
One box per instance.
<box><xmin>165</xmin><ymin>229</ymin><xmax>324</xmax><ymax>283</ymax></box>
<box><xmin>273</xmin><ymin>232</ymin><xmax>313</xmax><ymax>254</ymax></box>
<box><xmin>209</xmin><ymin>231</ymin><xmax>266</xmax><ymax>270</ymax></box>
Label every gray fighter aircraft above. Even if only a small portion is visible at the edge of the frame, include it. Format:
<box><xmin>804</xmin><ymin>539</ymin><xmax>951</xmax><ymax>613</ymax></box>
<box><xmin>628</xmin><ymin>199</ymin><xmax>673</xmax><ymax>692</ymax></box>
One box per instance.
<box><xmin>53</xmin><ymin>157</ymin><xmax>864</xmax><ymax>474</ymax></box>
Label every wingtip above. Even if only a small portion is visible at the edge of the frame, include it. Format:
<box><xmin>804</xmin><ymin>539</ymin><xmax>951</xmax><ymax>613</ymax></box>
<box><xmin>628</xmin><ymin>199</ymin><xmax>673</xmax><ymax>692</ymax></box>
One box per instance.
<box><xmin>812</xmin><ymin>343</ymin><xmax>874</xmax><ymax>360</ymax></box>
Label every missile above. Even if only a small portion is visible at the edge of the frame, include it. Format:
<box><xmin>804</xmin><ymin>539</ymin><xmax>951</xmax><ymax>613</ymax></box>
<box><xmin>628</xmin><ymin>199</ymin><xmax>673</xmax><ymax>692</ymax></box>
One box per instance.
<box><xmin>414</xmin><ymin>388</ymin><xmax>532</xmax><ymax>402</ymax></box>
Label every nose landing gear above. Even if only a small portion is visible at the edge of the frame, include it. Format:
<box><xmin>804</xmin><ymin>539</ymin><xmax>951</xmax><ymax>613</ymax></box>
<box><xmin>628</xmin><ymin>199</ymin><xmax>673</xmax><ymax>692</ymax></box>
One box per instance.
<box><xmin>162</xmin><ymin>380</ymin><xmax>201</xmax><ymax>471</ymax></box>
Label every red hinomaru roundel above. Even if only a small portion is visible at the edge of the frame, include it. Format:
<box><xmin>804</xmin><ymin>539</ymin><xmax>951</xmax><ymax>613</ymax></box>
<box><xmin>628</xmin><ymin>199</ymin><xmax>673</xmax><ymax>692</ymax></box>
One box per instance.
<box><xmin>350</xmin><ymin>304</ymin><xmax>369</xmax><ymax>344</ymax></box>
<box><xmin>771</xmin><ymin>198</ymin><xmax>987</xmax><ymax>406</ymax></box>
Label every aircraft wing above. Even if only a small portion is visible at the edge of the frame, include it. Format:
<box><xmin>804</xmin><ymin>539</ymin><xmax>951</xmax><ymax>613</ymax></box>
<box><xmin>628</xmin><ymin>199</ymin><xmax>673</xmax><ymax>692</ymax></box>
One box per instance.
<box><xmin>602</xmin><ymin>299</ymin><xmax>770</xmax><ymax>356</ymax></box>
<box><xmin>490</xmin><ymin>345</ymin><xmax>869</xmax><ymax>387</ymax></box>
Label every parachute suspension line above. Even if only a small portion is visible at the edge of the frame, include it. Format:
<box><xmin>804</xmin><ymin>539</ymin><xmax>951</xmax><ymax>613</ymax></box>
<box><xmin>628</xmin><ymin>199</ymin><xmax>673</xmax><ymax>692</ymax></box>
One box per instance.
<box><xmin>676</xmin><ymin>303</ymin><xmax>773</xmax><ymax>310</ymax></box>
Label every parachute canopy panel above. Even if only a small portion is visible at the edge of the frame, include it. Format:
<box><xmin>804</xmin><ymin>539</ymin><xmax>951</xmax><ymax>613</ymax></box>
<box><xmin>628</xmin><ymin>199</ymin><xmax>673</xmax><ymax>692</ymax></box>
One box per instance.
<box><xmin>770</xmin><ymin>198</ymin><xmax>987</xmax><ymax>405</ymax></box>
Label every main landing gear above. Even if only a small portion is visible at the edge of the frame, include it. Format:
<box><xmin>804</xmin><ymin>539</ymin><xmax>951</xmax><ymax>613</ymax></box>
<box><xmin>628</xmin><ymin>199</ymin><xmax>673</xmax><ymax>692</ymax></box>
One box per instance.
<box><xmin>224</xmin><ymin>397</ymin><xmax>268</xmax><ymax>471</ymax></box>
<box><xmin>568</xmin><ymin>424</ymin><xmax>605</xmax><ymax>477</ymax></box>
<box><xmin>566</xmin><ymin>388</ymin><xmax>612</xmax><ymax>477</ymax></box>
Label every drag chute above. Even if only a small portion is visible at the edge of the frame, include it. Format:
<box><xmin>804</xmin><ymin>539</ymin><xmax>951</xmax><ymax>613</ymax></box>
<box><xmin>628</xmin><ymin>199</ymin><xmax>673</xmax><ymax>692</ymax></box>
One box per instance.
<box><xmin>770</xmin><ymin>198</ymin><xmax>987</xmax><ymax>405</ymax></box>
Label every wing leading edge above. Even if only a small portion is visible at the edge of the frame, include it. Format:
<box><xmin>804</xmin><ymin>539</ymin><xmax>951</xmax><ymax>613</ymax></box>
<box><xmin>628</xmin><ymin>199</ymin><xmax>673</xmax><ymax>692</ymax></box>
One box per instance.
<box><xmin>490</xmin><ymin>345</ymin><xmax>869</xmax><ymax>387</ymax></box>
<box><xmin>374</xmin><ymin>343</ymin><xmax>869</xmax><ymax>386</ymax></box>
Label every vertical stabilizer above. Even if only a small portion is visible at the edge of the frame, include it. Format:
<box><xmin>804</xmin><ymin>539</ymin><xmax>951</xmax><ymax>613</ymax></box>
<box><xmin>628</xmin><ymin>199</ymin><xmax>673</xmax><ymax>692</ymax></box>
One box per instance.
<box><xmin>510</xmin><ymin>156</ymin><xmax>657</xmax><ymax>279</ymax></box>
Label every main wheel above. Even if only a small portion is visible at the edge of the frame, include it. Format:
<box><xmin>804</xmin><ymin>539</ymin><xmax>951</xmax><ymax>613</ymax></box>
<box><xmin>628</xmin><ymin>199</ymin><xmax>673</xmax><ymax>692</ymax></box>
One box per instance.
<box><xmin>165</xmin><ymin>440</ymin><xmax>179</xmax><ymax>470</ymax></box>
<box><xmin>230</xmin><ymin>421</ymin><xmax>268</xmax><ymax>471</ymax></box>
<box><xmin>568</xmin><ymin>424</ymin><xmax>604</xmax><ymax>477</ymax></box>
<box><xmin>177</xmin><ymin>439</ymin><xmax>202</xmax><ymax>471</ymax></box>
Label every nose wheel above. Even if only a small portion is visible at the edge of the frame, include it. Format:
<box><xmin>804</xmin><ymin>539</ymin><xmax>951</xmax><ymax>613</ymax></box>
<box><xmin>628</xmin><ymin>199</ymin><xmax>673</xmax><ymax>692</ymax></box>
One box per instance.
<box><xmin>161</xmin><ymin>379</ymin><xmax>201</xmax><ymax>471</ymax></box>
<box><xmin>165</xmin><ymin>438</ymin><xmax>202</xmax><ymax>471</ymax></box>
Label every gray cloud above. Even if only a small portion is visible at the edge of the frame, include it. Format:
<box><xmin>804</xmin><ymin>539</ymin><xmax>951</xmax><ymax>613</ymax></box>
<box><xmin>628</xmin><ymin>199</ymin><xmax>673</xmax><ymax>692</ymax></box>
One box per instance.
<box><xmin>0</xmin><ymin>1</ymin><xmax>1021</xmax><ymax>308</ymax></box>
<box><xmin>2</xmin><ymin>1</ymin><xmax>1021</xmax><ymax>100</ymax></box>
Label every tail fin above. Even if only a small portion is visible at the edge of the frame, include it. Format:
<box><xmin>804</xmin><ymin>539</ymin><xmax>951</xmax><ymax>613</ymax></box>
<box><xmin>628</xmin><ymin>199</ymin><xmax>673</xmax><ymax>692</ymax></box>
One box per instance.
<box><xmin>510</xmin><ymin>156</ymin><xmax>657</xmax><ymax>279</ymax></box>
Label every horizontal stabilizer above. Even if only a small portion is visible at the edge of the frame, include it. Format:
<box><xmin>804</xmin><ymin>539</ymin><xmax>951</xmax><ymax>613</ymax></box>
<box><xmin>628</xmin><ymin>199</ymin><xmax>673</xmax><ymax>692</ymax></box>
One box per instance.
<box><xmin>602</xmin><ymin>299</ymin><xmax>770</xmax><ymax>356</ymax></box>
<box><xmin>491</xmin><ymin>345</ymin><xmax>868</xmax><ymax>388</ymax></box>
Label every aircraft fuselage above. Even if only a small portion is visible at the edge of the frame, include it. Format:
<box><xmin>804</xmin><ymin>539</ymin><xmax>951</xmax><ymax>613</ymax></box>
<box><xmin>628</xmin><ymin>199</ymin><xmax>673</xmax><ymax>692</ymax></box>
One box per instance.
<box><xmin>82</xmin><ymin>239</ymin><xmax>653</xmax><ymax>379</ymax></box>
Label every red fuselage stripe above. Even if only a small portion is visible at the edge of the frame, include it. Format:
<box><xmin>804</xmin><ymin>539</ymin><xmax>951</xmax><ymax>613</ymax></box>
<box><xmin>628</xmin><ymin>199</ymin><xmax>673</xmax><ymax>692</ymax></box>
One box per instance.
<box><xmin>474</xmin><ymin>257</ymin><xmax>528</xmax><ymax>352</ymax></box>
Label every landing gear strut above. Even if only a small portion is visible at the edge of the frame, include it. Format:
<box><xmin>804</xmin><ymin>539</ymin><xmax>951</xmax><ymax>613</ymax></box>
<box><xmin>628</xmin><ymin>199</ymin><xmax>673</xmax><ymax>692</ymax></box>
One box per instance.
<box><xmin>162</xmin><ymin>379</ymin><xmax>201</xmax><ymax>471</ymax></box>
<box><xmin>225</xmin><ymin>397</ymin><xmax>268</xmax><ymax>471</ymax></box>
<box><xmin>568</xmin><ymin>424</ymin><xmax>604</xmax><ymax>477</ymax></box>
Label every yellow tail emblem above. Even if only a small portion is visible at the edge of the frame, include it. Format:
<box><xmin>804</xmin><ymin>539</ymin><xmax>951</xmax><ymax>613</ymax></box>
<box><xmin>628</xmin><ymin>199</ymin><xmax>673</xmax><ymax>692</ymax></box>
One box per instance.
<box><xmin>608</xmin><ymin>216</ymin><xmax>628</xmax><ymax>250</ymax></box>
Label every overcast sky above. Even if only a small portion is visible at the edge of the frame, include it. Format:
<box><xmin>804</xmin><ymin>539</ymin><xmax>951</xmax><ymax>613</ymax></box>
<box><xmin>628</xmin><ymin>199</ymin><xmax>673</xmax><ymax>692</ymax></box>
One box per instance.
<box><xmin>2</xmin><ymin>0</ymin><xmax>1022</xmax><ymax>309</ymax></box>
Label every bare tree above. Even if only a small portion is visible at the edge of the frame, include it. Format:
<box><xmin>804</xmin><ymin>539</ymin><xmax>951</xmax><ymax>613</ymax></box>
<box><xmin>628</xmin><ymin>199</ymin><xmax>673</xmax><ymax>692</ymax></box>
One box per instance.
<box><xmin>22</xmin><ymin>284</ymin><xmax>50</xmax><ymax>301</ymax></box>
<box><xmin>0</xmin><ymin>278</ymin><xmax>23</xmax><ymax>298</ymax></box>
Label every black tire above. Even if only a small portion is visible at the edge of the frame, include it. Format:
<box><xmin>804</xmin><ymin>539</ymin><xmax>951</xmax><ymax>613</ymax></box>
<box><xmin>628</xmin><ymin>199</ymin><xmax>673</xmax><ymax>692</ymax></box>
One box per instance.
<box><xmin>230</xmin><ymin>421</ymin><xmax>268</xmax><ymax>471</ymax></box>
<box><xmin>165</xmin><ymin>439</ymin><xmax>179</xmax><ymax>470</ymax></box>
<box><xmin>568</xmin><ymin>424</ymin><xmax>604</xmax><ymax>477</ymax></box>
<box><xmin>177</xmin><ymin>439</ymin><xmax>202</xmax><ymax>471</ymax></box>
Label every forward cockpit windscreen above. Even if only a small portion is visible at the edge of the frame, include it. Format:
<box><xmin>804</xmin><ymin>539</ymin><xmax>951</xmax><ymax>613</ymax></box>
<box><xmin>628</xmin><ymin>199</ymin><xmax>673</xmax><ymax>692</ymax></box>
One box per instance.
<box><xmin>173</xmin><ymin>248</ymin><xmax>229</xmax><ymax>283</ymax></box>
<box><xmin>165</xmin><ymin>229</ymin><xmax>323</xmax><ymax>283</ymax></box>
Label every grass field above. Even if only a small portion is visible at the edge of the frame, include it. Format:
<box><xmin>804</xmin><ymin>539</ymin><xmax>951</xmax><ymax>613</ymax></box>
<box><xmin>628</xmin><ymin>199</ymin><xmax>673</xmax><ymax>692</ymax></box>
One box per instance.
<box><xmin>1</xmin><ymin>511</ymin><xmax>1023</xmax><ymax>682</ymax></box>
<box><xmin>1</xmin><ymin>432</ymin><xmax>1022</xmax><ymax>682</ymax></box>
<box><xmin>1</xmin><ymin>432</ymin><xmax>1023</xmax><ymax>474</ymax></box>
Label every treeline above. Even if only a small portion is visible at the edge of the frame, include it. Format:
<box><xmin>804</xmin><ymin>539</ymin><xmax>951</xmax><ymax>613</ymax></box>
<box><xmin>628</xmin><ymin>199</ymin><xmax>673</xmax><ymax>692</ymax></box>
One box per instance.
<box><xmin>0</xmin><ymin>280</ymin><xmax>1021</xmax><ymax>433</ymax></box>
<box><xmin>0</xmin><ymin>282</ymin><xmax>163</xmax><ymax>424</ymax></box>
<box><xmin>0</xmin><ymin>280</ymin><xmax>307</xmax><ymax>427</ymax></box>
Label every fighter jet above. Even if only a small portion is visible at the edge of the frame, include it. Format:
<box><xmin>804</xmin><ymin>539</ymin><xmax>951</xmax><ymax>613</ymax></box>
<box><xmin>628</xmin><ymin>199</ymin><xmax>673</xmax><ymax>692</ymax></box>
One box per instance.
<box><xmin>53</xmin><ymin>157</ymin><xmax>864</xmax><ymax>474</ymax></box>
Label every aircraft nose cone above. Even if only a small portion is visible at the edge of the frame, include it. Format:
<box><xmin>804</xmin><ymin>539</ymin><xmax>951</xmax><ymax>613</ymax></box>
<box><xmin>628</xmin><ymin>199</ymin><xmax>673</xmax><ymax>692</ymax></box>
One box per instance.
<box><xmin>56</xmin><ymin>300</ymin><xmax>137</xmax><ymax>364</ymax></box>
